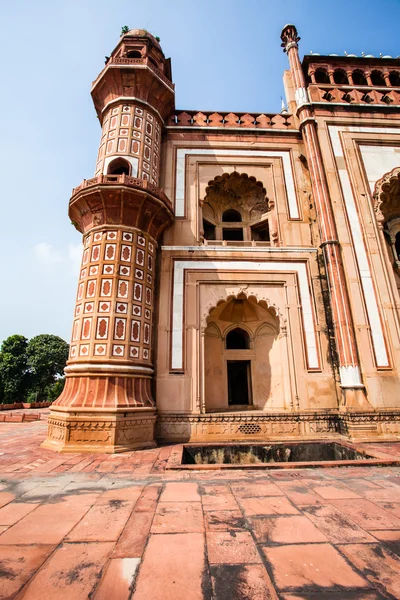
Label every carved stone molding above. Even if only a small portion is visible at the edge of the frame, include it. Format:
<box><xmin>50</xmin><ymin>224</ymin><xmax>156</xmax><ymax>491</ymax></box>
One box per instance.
<box><xmin>42</xmin><ymin>410</ymin><xmax>157</xmax><ymax>453</ymax></box>
<box><xmin>156</xmin><ymin>410</ymin><xmax>400</xmax><ymax>442</ymax></box>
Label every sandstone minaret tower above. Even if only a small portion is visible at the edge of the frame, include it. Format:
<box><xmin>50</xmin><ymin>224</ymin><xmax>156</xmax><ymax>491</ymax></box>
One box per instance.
<box><xmin>43</xmin><ymin>29</ymin><xmax>175</xmax><ymax>452</ymax></box>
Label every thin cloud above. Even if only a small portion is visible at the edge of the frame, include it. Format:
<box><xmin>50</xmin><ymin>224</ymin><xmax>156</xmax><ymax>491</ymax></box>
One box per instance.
<box><xmin>34</xmin><ymin>242</ymin><xmax>81</xmax><ymax>273</ymax></box>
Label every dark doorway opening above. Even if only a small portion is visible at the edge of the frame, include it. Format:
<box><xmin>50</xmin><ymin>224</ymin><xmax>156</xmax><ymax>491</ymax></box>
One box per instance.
<box><xmin>203</xmin><ymin>219</ymin><xmax>216</xmax><ymax>240</ymax></box>
<box><xmin>227</xmin><ymin>361</ymin><xmax>251</xmax><ymax>405</ymax></box>
<box><xmin>223</xmin><ymin>228</ymin><xmax>243</xmax><ymax>241</ymax></box>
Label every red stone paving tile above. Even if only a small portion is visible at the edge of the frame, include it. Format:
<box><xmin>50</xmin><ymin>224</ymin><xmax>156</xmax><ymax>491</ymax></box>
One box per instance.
<box><xmin>93</xmin><ymin>557</ymin><xmax>140</xmax><ymax>600</ymax></box>
<box><xmin>211</xmin><ymin>564</ymin><xmax>278</xmax><ymax>600</ymax></box>
<box><xmin>33</xmin><ymin>458</ymin><xmax>70</xmax><ymax>473</ymax></box>
<box><xmin>0</xmin><ymin>494</ymin><xmax>99</xmax><ymax>545</ymax></box>
<box><xmin>113</xmin><ymin>511</ymin><xmax>154</xmax><ymax>558</ymax></box>
<box><xmin>269</xmin><ymin>470</ymin><xmax>324</xmax><ymax>481</ymax></box>
<box><xmin>0</xmin><ymin>544</ymin><xmax>55</xmax><ymax>600</ymax></box>
<box><xmin>134</xmin><ymin>484</ymin><xmax>161</xmax><ymax>512</ymax></box>
<box><xmin>151</xmin><ymin>501</ymin><xmax>204</xmax><ymax>534</ymax></box>
<box><xmin>160</xmin><ymin>482</ymin><xmax>200</xmax><ymax>502</ymax></box>
<box><xmin>207</xmin><ymin>531</ymin><xmax>262</xmax><ymax>564</ymax></box>
<box><xmin>133</xmin><ymin>533</ymin><xmax>205</xmax><ymax>600</ymax></box>
<box><xmin>371</xmin><ymin>529</ymin><xmax>400</xmax><ymax>541</ymax></box>
<box><xmin>385</xmin><ymin>477</ymin><xmax>400</xmax><ymax>487</ymax></box>
<box><xmin>343</xmin><ymin>478</ymin><xmax>384</xmax><ymax>492</ymax></box>
<box><xmin>15</xmin><ymin>542</ymin><xmax>114</xmax><ymax>600</ymax></box>
<box><xmin>0</xmin><ymin>492</ymin><xmax>15</xmax><ymax>508</ymax></box>
<box><xmin>69</xmin><ymin>457</ymin><xmax>98</xmax><ymax>472</ymax></box>
<box><xmin>250</xmin><ymin>515</ymin><xmax>328</xmax><ymax>544</ymax></box>
<box><xmin>0</xmin><ymin>502</ymin><xmax>39</xmax><ymax>526</ymax></box>
<box><xmin>134</xmin><ymin>463</ymin><xmax>154</xmax><ymax>474</ymax></box>
<box><xmin>239</xmin><ymin>496</ymin><xmax>299</xmax><ymax>516</ymax></box>
<box><xmin>100</xmin><ymin>484</ymin><xmax>143</xmax><ymax>502</ymax></box>
<box><xmin>82</xmin><ymin>459</ymin><xmax>106</xmax><ymax>473</ymax></box>
<box><xmin>339</xmin><ymin>543</ymin><xmax>400</xmax><ymax>598</ymax></box>
<box><xmin>66</xmin><ymin>498</ymin><xmax>135</xmax><ymax>542</ymax></box>
<box><xmin>263</xmin><ymin>543</ymin><xmax>369</xmax><ymax>591</ymax></box>
<box><xmin>364</xmin><ymin>487</ymin><xmax>400</xmax><ymax>502</ymax></box>
<box><xmin>204</xmin><ymin>510</ymin><xmax>246</xmax><ymax>531</ymax></box>
<box><xmin>313</xmin><ymin>484</ymin><xmax>361</xmax><ymax>500</ymax></box>
<box><xmin>329</xmin><ymin>498</ymin><xmax>400</xmax><ymax>530</ymax></box>
<box><xmin>280</xmin><ymin>593</ymin><xmax>383</xmax><ymax>600</ymax></box>
<box><xmin>201</xmin><ymin>485</ymin><xmax>239</xmax><ymax>510</ymax></box>
<box><xmin>301</xmin><ymin>503</ymin><xmax>375</xmax><ymax>543</ymax></box>
<box><xmin>231</xmin><ymin>482</ymin><xmax>284</xmax><ymax>498</ymax></box>
<box><xmin>273</xmin><ymin>480</ymin><xmax>323</xmax><ymax>505</ymax></box>
<box><xmin>375</xmin><ymin>502</ymin><xmax>400</xmax><ymax>518</ymax></box>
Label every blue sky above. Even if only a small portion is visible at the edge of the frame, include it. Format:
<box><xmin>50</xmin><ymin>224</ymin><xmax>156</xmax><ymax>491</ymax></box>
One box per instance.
<box><xmin>1</xmin><ymin>0</ymin><xmax>400</xmax><ymax>344</ymax></box>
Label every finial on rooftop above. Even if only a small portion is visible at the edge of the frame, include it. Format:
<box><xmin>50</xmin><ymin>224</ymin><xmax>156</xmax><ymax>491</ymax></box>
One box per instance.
<box><xmin>280</xmin><ymin>24</ymin><xmax>300</xmax><ymax>53</ymax></box>
<box><xmin>281</xmin><ymin>97</ymin><xmax>288</xmax><ymax>114</ymax></box>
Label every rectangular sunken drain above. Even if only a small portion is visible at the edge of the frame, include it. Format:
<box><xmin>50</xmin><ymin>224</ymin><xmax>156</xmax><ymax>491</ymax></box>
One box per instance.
<box><xmin>181</xmin><ymin>442</ymin><xmax>374</xmax><ymax>465</ymax></box>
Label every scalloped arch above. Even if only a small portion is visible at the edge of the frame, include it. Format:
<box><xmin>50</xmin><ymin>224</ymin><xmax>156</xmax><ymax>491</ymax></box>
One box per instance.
<box><xmin>372</xmin><ymin>166</ymin><xmax>400</xmax><ymax>223</ymax></box>
<box><xmin>203</xmin><ymin>290</ymin><xmax>284</xmax><ymax>331</ymax></box>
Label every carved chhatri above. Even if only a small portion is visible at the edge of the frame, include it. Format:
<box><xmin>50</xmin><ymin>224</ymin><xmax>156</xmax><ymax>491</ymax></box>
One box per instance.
<box><xmin>43</xmin><ymin>29</ymin><xmax>174</xmax><ymax>452</ymax></box>
<box><xmin>45</xmin><ymin>25</ymin><xmax>400</xmax><ymax>452</ymax></box>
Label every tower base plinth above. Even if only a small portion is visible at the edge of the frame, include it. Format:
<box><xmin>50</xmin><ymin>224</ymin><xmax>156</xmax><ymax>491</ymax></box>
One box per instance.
<box><xmin>42</xmin><ymin>407</ymin><xmax>157</xmax><ymax>453</ymax></box>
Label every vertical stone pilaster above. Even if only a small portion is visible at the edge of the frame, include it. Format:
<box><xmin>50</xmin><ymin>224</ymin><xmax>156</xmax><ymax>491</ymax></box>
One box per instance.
<box><xmin>281</xmin><ymin>24</ymin><xmax>371</xmax><ymax>410</ymax></box>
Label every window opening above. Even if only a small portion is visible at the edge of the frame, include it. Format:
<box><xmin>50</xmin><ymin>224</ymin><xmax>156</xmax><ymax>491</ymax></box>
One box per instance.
<box><xmin>226</xmin><ymin>328</ymin><xmax>250</xmax><ymax>349</ymax></box>
<box><xmin>396</xmin><ymin>232</ymin><xmax>400</xmax><ymax>261</ymax></box>
<box><xmin>315</xmin><ymin>69</ymin><xmax>330</xmax><ymax>84</ymax></box>
<box><xmin>352</xmin><ymin>70</ymin><xmax>367</xmax><ymax>85</ymax></box>
<box><xmin>371</xmin><ymin>70</ymin><xmax>386</xmax><ymax>86</ymax></box>
<box><xmin>333</xmin><ymin>70</ymin><xmax>348</xmax><ymax>85</ymax></box>
<box><xmin>203</xmin><ymin>219</ymin><xmax>216</xmax><ymax>240</ymax></box>
<box><xmin>251</xmin><ymin>221</ymin><xmax>270</xmax><ymax>242</ymax></box>
<box><xmin>223</xmin><ymin>228</ymin><xmax>243</xmax><ymax>241</ymax></box>
<box><xmin>126</xmin><ymin>50</ymin><xmax>142</xmax><ymax>59</ymax></box>
<box><xmin>222</xmin><ymin>209</ymin><xmax>242</xmax><ymax>222</ymax></box>
<box><xmin>107</xmin><ymin>158</ymin><xmax>131</xmax><ymax>175</ymax></box>
<box><xmin>389</xmin><ymin>71</ymin><xmax>400</xmax><ymax>87</ymax></box>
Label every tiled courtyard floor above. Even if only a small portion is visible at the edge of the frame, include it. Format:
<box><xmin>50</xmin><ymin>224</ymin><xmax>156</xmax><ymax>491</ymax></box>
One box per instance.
<box><xmin>0</xmin><ymin>421</ymin><xmax>400</xmax><ymax>599</ymax></box>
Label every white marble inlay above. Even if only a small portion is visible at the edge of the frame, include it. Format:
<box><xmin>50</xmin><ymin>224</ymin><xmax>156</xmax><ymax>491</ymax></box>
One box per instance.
<box><xmin>162</xmin><ymin>246</ymin><xmax>317</xmax><ymax>253</ymax></box>
<box><xmin>174</xmin><ymin>148</ymin><xmax>299</xmax><ymax>219</ymax></box>
<box><xmin>328</xmin><ymin>125</ymin><xmax>400</xmax><ymax>368</ymax></box>
<box><xmin>360</xmin><ymin>145</ymin><xmax>400</xmax><ymax>192</ymax></box>
<box><xmin>171</xmin><ymin>260</ymin><xmax>318</xmax><ymax>370</ymax></box>
<box><xmin>339</xmin><ymin>365</ymin><xmax>363</xmax><ymax>388</ymax></box>
<box><xmin>295</xmin><ymin>87</ymin><xmax>309</xmax><ymax>107</ymax></box>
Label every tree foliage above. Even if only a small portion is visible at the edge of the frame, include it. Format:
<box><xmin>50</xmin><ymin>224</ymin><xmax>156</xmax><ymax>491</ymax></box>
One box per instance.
<box><xmin>26</xmin><ymin>335</ymin><xmax>69</xmax><ymax>400</ymax></box>
<box><xmin>0</xmin><ymin>333</ymin><xmax>69</xmax><ymax>403</ymax></box>
<box><xmin>0</xmin><ymin>335</ymin><xmax>30</xmax><ymax>403</ymax></box>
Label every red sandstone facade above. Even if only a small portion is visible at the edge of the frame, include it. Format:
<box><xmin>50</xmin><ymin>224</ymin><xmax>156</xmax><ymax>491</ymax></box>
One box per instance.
<box><xmin>44</xmin><ymin>26</ymin><xmax>400</xmax><ymax>452</ymax></box>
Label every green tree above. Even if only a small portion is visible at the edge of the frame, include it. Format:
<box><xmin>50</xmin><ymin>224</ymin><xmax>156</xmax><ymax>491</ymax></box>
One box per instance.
<box><xmin>46</xmin><ymin>378</ymin><xmax>66</xmax><ymax>401</ymax></box>
<box><xmin>0</xmin><ymin>335</ymin><xmax>29</xmax><ymax>403</ymax></box>
<box><xmin>26</xmin><ymin>335</ymin><xmax>69</xmax><ymax>400</ymax></box>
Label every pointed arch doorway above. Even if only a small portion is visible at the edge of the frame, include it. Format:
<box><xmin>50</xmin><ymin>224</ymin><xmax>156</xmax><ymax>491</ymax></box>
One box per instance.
<box><xmin>204</xmin><ymin>293</ymin><xmax>282</xmax><ymax>412</ymax></box>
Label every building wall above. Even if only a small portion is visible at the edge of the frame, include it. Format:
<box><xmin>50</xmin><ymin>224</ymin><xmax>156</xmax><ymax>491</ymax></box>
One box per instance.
<box><xmin>317</xmin><ymin>116</ymin><xmax>400</xmax><ymax>407</ymax></box>
<box><xmin>155</xmin><ymin>131</ymin><xmax>340</xmax><ymax>416</ymax></box>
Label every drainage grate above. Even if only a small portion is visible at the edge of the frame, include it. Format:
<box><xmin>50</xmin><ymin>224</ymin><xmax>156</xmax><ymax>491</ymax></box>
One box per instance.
<box><xmin>238</xmin><ymin>424</ymin><xmax>262</xmax><ymax>435</ymax></box>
